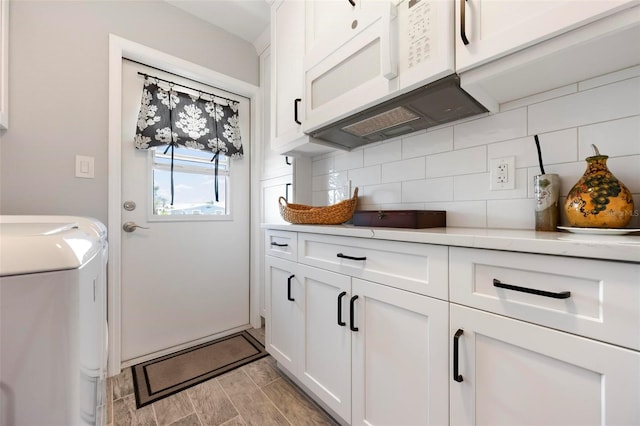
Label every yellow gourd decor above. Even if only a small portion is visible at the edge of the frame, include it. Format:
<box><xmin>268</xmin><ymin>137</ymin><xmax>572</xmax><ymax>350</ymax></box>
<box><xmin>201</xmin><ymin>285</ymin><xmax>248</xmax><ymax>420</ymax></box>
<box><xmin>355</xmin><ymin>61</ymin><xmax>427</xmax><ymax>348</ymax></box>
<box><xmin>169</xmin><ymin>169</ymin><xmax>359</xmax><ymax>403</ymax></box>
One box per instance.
<box><xmin>564</xmin><ymin>145</ymin><xmax>634</xmax><ymax>228</ymax></box>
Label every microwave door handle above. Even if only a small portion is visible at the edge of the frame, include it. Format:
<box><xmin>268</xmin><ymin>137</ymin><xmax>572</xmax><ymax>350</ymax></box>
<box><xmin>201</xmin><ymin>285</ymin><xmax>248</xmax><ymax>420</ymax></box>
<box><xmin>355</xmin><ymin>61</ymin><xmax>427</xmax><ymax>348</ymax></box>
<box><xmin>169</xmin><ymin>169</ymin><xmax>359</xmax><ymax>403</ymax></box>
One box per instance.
<box><xmin>381</xmin><ymin>3</ymin><xmax>398</xmax><ymax>80</ymax></box>
<box><xmin>460</xmin><ymin>0</ymin><xmax>470</xmax><ymax>45</ymax></box>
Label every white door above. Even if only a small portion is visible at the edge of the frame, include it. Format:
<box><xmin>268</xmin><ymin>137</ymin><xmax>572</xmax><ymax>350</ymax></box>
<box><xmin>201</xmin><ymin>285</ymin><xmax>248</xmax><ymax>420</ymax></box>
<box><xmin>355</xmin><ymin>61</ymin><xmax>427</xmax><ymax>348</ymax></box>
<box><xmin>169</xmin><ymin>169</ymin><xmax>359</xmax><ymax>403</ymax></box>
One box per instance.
<box><xmin>120</xmin><ymin>60</ymin><xmax>251</xmax><ymax>363</ymax></box>
<box><xmin>450</xmin><ymin>304</ymin><xmax>640</xmax><ymax>426</ymax></box>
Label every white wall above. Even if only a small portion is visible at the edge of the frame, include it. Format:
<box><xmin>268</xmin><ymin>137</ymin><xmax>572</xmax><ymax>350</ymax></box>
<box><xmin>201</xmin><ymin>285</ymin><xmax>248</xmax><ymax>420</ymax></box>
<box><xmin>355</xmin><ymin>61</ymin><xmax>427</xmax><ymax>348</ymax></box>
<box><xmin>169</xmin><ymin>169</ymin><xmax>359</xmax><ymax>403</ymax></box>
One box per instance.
<box><xmin>0</xmin><ymin>0</ymin><xmax>259</xmax><ymax>224</ymax></box>
<box><xmin>311</xmin><ymin>67</ymin><xmax>640</xmax><ymax>229</ymax></box>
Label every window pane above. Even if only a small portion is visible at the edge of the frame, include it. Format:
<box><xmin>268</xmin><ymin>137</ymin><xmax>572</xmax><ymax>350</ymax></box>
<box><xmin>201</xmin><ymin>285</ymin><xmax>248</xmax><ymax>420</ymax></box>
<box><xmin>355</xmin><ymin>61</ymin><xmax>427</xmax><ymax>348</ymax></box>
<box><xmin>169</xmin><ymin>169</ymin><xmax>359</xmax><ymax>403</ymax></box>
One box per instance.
<box><xmin>152</xmin><ymin>148</ymin><xmax>228</xmax><ymax>217</ymax></box>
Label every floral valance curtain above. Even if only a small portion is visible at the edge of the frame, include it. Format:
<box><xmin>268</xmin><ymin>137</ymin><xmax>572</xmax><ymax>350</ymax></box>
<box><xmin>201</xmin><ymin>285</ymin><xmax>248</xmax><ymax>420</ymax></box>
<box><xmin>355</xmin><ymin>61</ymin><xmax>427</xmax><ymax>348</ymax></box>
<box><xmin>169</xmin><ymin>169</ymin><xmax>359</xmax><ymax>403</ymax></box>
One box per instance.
<box><xmin>134</xmin><ymin>77</ymin><xmax>243</xmax><ymax>204</ymax></box>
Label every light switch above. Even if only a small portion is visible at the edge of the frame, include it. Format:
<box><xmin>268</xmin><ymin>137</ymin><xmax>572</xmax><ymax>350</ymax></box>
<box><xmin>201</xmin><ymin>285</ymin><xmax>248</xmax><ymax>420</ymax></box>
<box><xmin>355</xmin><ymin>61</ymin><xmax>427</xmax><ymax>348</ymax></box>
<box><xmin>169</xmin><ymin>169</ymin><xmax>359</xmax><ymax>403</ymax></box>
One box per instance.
<box><xmin>75</xmin><ymin>155</ymin><xmax>95</xmax><ymax>179</ymax></box>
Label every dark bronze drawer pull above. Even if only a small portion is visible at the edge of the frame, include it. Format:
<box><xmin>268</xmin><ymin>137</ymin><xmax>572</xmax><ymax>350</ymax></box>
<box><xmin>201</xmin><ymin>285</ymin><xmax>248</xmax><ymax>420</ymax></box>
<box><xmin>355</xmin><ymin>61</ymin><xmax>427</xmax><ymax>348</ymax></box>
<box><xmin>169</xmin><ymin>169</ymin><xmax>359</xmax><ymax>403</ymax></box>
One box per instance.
<box><xmin>270</xmin><ymin>242</ymin><xmax>288</xmax><ymax>247</ymax></box>
<box><xmin>350</xmin><ymin>295</ymin><xmax>359</xmax><ymax>332</ymax></box>
<box><xmin>337</xmin><ymin>291</ymin><xmax>347</xmax><ymax>326</ymax></box>
<box><xmin>337</xmin><ymin>253</ymin><xmax>367</xmax><ymax>261</ymax></box>
<box><xmin>493</xmin><ymin>279</ymin><xmax>571</xmax><ymax>299</ymax></box>
<box><xmin>287</xmin><ymin>275</ymin><xmax>295</xmax><ymax>302</ymax></box>
<box><xmin>453</xmin><ymin>329</ymin><xmax>464</xmax><ymax>382</ymax></box>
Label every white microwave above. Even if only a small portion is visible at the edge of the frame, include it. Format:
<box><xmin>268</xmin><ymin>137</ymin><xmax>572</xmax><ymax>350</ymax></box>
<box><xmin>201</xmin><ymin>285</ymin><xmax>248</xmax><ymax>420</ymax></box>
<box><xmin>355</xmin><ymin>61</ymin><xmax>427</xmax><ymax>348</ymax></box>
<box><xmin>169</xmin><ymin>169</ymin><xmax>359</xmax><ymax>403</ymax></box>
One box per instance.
<box><xmin>302</xmin><ymin>0</ymin><xmax>484</xmax><ymax>149</ymax></box>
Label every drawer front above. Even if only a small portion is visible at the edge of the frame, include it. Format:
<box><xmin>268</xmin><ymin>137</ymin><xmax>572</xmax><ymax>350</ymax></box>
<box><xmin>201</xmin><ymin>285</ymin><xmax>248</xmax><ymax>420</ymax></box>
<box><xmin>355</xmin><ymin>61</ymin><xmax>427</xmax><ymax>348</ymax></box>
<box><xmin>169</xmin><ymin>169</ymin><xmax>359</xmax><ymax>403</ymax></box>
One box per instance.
<box><xmin>450</xmin><ymin>247</ymin><xmax>640</xmax><ymax>350</ymax></box>
<box><xmin>298</xmin><ymin>233</ymin><xmax>448</xmax><ymax>299</ymax></box>
<box><xmin>265</xmin><ymin>229</ymin><xmax>298</xmax><ymax>261</ymax></box>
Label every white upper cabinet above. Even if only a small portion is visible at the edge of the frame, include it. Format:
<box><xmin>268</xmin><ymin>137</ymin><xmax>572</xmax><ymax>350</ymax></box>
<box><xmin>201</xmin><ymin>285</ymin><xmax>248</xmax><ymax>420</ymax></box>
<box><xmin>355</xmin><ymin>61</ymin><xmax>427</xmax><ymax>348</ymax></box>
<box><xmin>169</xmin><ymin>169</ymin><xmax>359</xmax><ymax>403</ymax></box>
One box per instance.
<box><xmin>455</xmin><ymin>0</ymin><xmax>637</xmax><ymax>72</ymax></box>
<box><xmin>457</xmin><ymin>0</ymin><xmax>640</xmax><ymax>111</ymax></box>
<box><xmin>270</xmin><ymin>0</ymin><xmax>333</xmax><ymax>156</ymax></box>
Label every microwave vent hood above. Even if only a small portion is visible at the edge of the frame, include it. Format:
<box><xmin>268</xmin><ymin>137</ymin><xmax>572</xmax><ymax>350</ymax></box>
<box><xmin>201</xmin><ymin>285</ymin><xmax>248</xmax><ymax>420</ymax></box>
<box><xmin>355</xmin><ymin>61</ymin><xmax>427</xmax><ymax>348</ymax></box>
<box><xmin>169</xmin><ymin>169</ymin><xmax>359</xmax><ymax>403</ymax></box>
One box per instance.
<box><xmin>307</xmin><ymin>74</ymin><xmax>488</xmax><ymax>151</ymax></box>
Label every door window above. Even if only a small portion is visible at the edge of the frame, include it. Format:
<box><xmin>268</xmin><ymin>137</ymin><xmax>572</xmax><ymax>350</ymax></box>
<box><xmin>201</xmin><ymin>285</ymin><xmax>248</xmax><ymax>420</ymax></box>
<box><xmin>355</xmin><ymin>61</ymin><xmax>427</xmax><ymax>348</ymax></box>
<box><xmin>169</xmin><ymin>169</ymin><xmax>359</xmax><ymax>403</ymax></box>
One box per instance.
<box><xmin>150</xmin><ymin>146</ymin><xmax>230</xmax><ymax>219</ymax></box>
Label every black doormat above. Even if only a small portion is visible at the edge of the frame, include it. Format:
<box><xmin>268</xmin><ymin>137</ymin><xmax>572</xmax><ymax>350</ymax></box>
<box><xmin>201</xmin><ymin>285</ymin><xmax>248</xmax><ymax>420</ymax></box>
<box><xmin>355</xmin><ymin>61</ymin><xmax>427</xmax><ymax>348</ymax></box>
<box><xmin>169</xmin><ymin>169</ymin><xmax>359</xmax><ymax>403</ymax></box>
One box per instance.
<box><xmin>131</xmin><ymin>330</ymin><xmax>268</xmax><ymax>408</ymax></box>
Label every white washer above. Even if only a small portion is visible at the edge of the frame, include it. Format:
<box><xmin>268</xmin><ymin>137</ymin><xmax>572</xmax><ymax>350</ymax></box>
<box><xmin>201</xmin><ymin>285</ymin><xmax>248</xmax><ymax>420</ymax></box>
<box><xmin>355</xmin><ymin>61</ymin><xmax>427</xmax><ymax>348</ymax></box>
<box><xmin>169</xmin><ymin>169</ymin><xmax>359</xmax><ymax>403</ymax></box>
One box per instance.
<box><xmin>0</xmin><ymin>216</ymin><xmax>108</xmax><ymax>426</ymax></box>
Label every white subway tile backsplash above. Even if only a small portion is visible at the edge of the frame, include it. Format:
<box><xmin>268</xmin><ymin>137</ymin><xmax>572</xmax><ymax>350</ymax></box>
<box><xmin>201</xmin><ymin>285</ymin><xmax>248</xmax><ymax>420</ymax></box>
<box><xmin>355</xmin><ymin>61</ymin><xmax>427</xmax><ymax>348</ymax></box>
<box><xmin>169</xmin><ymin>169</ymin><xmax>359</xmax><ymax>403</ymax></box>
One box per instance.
<box><xmin>348</xmin><ymin>165</ymin><xmax>381</xmax><ymax>187</ymax></box>
<box><xmin>487</xmin><ymin>199</ymin><xmax>536</xmax><ymax>229</ymax></box>
<box><xmin>529</xmin><ymin>77</ymin><xmax>640</xmax><ymax>135</ymax></box>
<box><xmin>402</xmin><ymin>177</ymin><xmax>454</xmax><ymax>203</ymax></box>
<box><xmin>488</xmin><ymin>129</ymin><xmax>578</xmax><ymax>169</ymax></box>
<box><xmin>454</xmin><ymin>169</ymin><xmax>528</xmax><ymax>201</ymax></box>
<box><xmin>312</xmin><ymin>172</ymin><xmax>348</xmax><ymax>191</ymax></box>
<box><xmin>334</xmin><ymin>149</ymin><xmax>364</xmax><ymax>171</ymax></box>
<box><xmin>361</xmin><ymin>183</ymin><xmax>403</xmax><ymax>205</ymax></box>
<box><xmin>578</xmin><ymin>65</ymin><xmax>640</xmax><ymax>92</ymax></box>
<box><xmin>364</xmin><ymin>139</ymin><xmax>402</xmax><ymax>166</ymax></box>
<box><xmin>578</xmin><ymin>116</ymin><xmax>640</xmax><ymax>159</ymax></box>
<box><xmin>312</xmin><ymin>157</ymin><xmax>335</xmax><ymax>176</ymax></box>
<box><xmin>426</xmin><ymin>146</ymin><xmax>486</xmax><ymax>178</ymax></box>
<box><xmin>307</xmin><ymin>68</ymin><xmax>639</xmax><ymax>230</ymax></box>
<box><xmin>500</xmin><ymin>84</ymin><xmax>577</xmax><ymax>112</ymax></box>
<box><xmin>423</xmin><ymin>201</ymin><xmax>487</xmax><ymax>228</ymax></box>
<box><xmin>382</xmin><ymin>157</ymin><xmax>426</xmax><ymax>183</ymax></box>
<box><xmin>402</xmin><ymin>127</ymin><xmax>453</xmax><ymax>159</ymax></box>
<box><xmin>454</xmin><ymin>108</ymin><xmax>527</xmax><ymax>149</ymax></box>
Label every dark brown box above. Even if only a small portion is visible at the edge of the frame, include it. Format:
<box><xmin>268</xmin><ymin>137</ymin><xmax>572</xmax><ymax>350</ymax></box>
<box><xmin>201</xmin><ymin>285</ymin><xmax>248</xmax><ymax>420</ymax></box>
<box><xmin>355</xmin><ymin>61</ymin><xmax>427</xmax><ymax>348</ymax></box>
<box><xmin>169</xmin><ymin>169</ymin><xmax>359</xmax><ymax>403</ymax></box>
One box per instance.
<box><xmin>352</xmin><ymin>210</ymin><xmax>446</xmax><ymax>229</ymax></box>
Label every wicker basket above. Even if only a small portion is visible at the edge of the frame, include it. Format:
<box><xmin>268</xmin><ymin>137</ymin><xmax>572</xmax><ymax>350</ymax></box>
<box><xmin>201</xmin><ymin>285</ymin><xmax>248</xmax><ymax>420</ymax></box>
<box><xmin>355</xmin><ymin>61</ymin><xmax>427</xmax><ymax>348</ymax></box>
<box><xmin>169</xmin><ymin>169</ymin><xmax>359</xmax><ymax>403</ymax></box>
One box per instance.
<box><xmin>279</xmin><ymin>188</ymin><xmax>359</xmax><ymax>225</ymax></box>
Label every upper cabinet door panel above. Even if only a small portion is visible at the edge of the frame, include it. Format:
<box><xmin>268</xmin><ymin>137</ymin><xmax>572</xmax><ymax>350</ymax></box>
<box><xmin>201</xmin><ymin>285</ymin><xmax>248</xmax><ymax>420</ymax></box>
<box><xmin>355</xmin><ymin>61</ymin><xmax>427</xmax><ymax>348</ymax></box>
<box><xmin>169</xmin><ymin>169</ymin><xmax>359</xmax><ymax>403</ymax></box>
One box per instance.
<box><xmin>455</xmin><ymin>0</ymin><xmax>637</xmax><ymax>72</ymax></box>
<box><xmin>305</xmin><ymin>0</ymin><xmax>361</xmax><ymax>62</ymax></box>
<box><xmin>271</xmin><ymin>0</ymin><xmax>306</xmax><ymax>149</ymax></box>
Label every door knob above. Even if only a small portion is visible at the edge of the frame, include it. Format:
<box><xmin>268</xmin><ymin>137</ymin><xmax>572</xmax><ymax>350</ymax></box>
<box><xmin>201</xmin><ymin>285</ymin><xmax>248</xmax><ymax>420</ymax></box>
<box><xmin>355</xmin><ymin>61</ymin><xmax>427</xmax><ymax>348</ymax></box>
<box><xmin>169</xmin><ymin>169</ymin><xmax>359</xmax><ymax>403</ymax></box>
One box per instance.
<box><xmin>122</xmin><ymin>221</ymin><xmax>149</xmax><ymax>233</ymax></box>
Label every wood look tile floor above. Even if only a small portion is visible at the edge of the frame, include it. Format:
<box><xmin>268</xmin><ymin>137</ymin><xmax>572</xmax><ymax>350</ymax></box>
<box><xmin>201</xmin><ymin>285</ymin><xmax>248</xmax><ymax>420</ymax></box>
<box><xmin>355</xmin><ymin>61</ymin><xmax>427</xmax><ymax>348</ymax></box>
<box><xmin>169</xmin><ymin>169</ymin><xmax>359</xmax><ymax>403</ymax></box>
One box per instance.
<box><xmin>108</xmin><ymin>328</ymin><xmax>338</xmax><ymax>426</ymax></box>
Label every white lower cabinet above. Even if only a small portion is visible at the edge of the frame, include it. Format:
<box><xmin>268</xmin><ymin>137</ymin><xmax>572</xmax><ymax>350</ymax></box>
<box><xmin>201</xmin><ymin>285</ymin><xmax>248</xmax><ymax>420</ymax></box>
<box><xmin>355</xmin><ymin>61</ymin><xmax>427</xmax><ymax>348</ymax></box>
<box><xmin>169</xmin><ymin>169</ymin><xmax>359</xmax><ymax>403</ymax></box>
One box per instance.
<box><xmin>450</xmin><ymin>303</ymin><xmax>640</xmax><ymax>426</ymax></box>
<box><xmin>265</xmin><ymin>256</ymin><xmax>300</xmax><ymax>374</ymax></box>
<box><xmin>266</xmin><ymin>229</ymin><xmax>639</xmax><ymax>425</ymax></box>
<box><xmin>351</xmin><ymin>278</ymin><xmax>449</xmax><ymax>426</ymax></box>
<box><xmin>266</xmin><ymin>244</ymin><xmax>449</xmax><ymax>425</ymax></box>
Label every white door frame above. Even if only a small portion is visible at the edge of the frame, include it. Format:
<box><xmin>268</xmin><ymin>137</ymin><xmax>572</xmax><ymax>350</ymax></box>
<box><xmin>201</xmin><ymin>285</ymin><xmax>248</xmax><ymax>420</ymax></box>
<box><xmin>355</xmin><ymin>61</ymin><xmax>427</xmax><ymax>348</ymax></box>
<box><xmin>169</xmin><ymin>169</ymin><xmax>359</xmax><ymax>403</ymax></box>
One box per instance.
<box><xmin>107</xmin><ymin>34</ymin><xmax>262</xmax><ymax>376</ymax></box>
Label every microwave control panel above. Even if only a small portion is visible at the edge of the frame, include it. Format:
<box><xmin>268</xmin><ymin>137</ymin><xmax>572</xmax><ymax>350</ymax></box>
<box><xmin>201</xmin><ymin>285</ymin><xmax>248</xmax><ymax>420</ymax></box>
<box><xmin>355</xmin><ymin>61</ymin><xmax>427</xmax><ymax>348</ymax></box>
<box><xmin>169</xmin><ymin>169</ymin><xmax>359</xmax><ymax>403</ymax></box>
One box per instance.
<box><xmin>397</xmin><ymin>0</ymin><xmax>454</xmax><ymax>91</ymax></box>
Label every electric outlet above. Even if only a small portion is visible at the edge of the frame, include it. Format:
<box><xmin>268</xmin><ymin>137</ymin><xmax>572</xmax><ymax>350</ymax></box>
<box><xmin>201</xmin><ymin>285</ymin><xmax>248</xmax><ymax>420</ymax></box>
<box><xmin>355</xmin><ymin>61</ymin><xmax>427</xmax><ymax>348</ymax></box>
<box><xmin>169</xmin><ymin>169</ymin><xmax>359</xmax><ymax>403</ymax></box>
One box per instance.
<box><xmin>490</xmin><ymin>156</ymin><xmax>515</xmax><ymax>190</ymax></box>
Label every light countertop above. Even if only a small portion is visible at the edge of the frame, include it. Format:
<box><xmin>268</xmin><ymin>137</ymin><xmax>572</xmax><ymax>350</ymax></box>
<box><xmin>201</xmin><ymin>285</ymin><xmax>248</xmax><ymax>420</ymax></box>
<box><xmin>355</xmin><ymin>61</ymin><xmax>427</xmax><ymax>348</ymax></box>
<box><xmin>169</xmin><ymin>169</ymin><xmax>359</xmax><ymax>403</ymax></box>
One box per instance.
<box><xmin>262</xmin><ymin>224</ymin><xmax>640</xmax><ymax>263</ymax></box>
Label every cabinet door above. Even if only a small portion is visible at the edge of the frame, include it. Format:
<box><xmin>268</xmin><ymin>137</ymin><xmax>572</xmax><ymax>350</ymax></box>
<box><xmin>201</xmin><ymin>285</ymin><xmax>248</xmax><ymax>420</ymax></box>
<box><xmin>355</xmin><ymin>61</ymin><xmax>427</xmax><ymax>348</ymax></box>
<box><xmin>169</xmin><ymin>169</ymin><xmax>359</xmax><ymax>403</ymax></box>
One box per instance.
<box><xmin>305</xmin><ymin>0</ymin><xmax>361</xmax><ymax>61</ymax></box>
<box><xmin>270</xmin><ymin>0</ymin><xmax>305</xmax><ymax>150</ymax></box>
<box><xmin>455</xmin><ymin>0</ymin><xmax>636</xmax><ymax>72</ymax></box>
<box><xmin>450</xmin><ymin>304</ymin><xmax>640</xmax><ymax>426</ymax></box>
<box><xmin>265</xmin><ymin>256</ymin><xmax>301</xmax><ymax>374</ymax></box>
<box><xmin>297</xmin><ymin>263</ymin><xmax>352</xmax><ymax>423</ymax></box>
<box><xmin>351</xmin><ymin>278</ymin><xmax>449</xmax><ymax>426</ymax></box>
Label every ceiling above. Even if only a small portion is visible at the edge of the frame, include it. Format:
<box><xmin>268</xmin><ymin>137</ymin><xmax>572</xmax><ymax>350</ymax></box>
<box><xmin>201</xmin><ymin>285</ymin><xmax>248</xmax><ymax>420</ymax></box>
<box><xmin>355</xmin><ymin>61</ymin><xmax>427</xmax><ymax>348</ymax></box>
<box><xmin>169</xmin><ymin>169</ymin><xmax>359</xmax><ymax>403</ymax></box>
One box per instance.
<box><xmin>166</xmin><ymin>0</ymin><xmax>271</xmax><ymax>45</ymax></box>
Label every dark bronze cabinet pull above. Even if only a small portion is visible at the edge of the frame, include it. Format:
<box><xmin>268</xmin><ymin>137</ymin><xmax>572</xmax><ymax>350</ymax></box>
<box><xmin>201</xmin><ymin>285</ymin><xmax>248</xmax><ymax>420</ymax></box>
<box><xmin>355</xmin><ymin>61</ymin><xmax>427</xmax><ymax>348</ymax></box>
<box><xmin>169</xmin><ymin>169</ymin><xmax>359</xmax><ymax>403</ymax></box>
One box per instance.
<box><xmin>493</xmin><ymin>279</ymin><xmax>571</xmax><ymax>299</ymax></box>
<box><xmin>337</xmin><ymin>291</ymin><xmax>347</xmax><ymax>326</ymax></box>
<box><xmin>287</xmin><ymin>275</ymin><xmax>295</xmax><ymax>301</ymax></box>
<box><xmin>337</xmin><ymin>253</ymin><xmax>367</xmax><ymax>261</ymax></box>
<box><xmin>270</xmin><ymin>242</ymin><xmax>288</xmax><ymax>247</ymax></box>
<box><xmin>348</xmin><ymin>0</ymin><xmax>355</xmax><ymax>6</ymax></box>
<box><xmin>294</xmin><ymin>98</ymin><xmax>302</xmax><ymax>125</ymax></box>
<box><xmin>285</xmin><ymin>183</ymin><xmax>292</xmax><ymax>202</ymax></box>
<box><xmin>453</xmin><ymin>329</ymin><xmax>464</xmax><ymax>382</ymax></box>
<box><xmin>350</xmin><ymin>295</ymin><xmax>359</xmax><ymax>331</ymax></box>
<box><xmin>460</xmin><ymin>0</ymin><xmax>470</xmax><ymax>45</ymax></box>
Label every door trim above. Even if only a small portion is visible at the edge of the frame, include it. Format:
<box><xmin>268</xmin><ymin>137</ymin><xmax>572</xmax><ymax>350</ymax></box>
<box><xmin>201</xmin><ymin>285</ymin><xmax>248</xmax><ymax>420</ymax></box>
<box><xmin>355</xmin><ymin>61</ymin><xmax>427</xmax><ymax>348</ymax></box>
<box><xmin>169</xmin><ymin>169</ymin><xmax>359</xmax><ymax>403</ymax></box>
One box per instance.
<box><xmin>107</xmin><ymin>34</ymin><xmax>262</xmax><ymax>376</ymax></box>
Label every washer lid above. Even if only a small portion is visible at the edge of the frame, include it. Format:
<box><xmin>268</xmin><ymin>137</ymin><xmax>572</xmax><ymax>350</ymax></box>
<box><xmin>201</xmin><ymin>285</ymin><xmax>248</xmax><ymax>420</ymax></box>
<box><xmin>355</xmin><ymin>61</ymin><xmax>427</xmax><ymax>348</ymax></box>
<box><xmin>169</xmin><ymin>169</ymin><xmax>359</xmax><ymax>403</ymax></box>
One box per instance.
<box><xmin>0</xmin><ymin>221</ymin><xmax>101</xmax><ymax>276</ymax></box>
